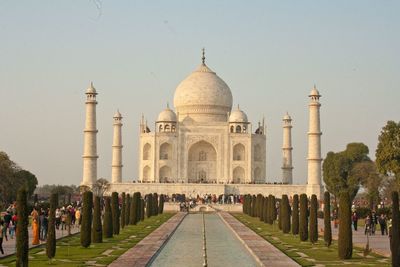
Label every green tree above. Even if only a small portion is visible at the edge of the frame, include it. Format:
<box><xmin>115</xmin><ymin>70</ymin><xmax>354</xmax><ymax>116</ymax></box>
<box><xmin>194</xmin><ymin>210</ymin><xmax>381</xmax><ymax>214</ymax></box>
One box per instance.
<box><xmin>111</xmin><ymin>192</ymin><xmax>120</xmax><ymax>235</ymax></box>
<box><xmin>263</xmin><ymin>196</ymin><xmax>269</xmax><ymax>224</ymax></box>
<box><xmin>140</xmin><ymin>198</ymin><xmax>145</xmax><ymax>221</ymax></box>
<box><xmin>80</xmin><ymin>191</ymin><xmax>93</xmax><ymax>247</ymax></box>
<box><xmin>338</xmin><ymin>191</ymin><xmax>352</xmax><ymax>259</ymax></box>
<box><xmin>132</xmin><ymin>192</ymin><xmax>140</xmax><ymax>223</ymax></box>
<box><xmin>281</xmin><ymin>195</ymin><xmax>291</xmax><ymax>233</ymax></box>
<box><xmin>376</xmin><ymin>121</ymin><xmax>400</xmax><ymax>182</ymax></box>
<box><xmin>125</xmin><ymin>193</ymin><xmax>131</xmax><ymax>226</ymax></box>
<box><xmin>391</xmin><ymin>191</ymin><xmax>400</xmax><ymax>266</ymax></box>
<box><xmin>292</xmin><ymin>194</ymin><xmax>299</xmax><ymax>235</ymax></box>
<box><xmin>146</xmin><ymin>194</ymin><xmax>152</xmax><ymax>218</ymax></box>
<box><xmin>271</xmin><ymin>195</ymin><xmax>277</xmax><ymax>223</ymax></box>
<box><xmin>16</xmin><ymin>188</ymin><xmax>29</xmax><ymax>267</ymax></box>
<box><xmin>159</xmin><ymin>194</ymin><xmax>164</xmax><ymax>214</ymax></box>
<box><xmin>323</xmin><ymin>143</ymin><xmax>370</xmax><ymax>201</ymax></box>
<box><xmin>299</xmin><ymin>193</ymin><xmax>308</xmax><ymax>241</ymax></box>
<box><xmin>309</xmin><ymin>194</ymin><xmax>318</xmax><ymax>244</ymax></box>
<box><xmin>121</xmin><ymin>192</ymin><xmax>126</xmax><ymax>229</ymax></box>
<box><xmin>46</xmin><ymin>193</ymin><xmax>57</xmax><ymax>260</ymax></box>
<box><xmin>92</xmin><ymin>196</ymin><xmax>102</xmax><ymax>243</ymax></box>
<box><xmin>92</xmin><ymin>178</ymin><xmax>110</xmax><ymax>197</ymax></box>
<box><xmin>153</xmin><ymin>193</ymin><xmax>159</xmax><ymax>216</ymax></box>
<box><xmin>324</xmin><ymin>191</ymin><xmax>332</xmax><ymax>247</ymax></box>
<box><xmin>256</xmin><ymin>194</ymin><xmax>263</xmax><ymax>218</ymax></box>
<box><xmin>260</xmin><ymin>196</ymin><xmax>266</xmax><ymax>222</ymax></box>
<box><xmin>103</xmin><ymin>197</ymin><xmax>113</xmax><ymax>238</ymax></box>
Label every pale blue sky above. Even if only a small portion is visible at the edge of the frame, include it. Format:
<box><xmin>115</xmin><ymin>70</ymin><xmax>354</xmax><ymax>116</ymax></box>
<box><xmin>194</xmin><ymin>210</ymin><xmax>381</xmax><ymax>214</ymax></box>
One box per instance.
<box><xmin>0</xmin><ymin>1</ymin><xmax>398</xmax><ymax>185</ymax></box>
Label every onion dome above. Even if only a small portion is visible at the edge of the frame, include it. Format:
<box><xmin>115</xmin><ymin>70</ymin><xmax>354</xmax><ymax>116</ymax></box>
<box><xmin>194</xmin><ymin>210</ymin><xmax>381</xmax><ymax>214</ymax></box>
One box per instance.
<box><xmin>157</xmin><ymin>104</ymin><xmax>177</xmax><ymax>122</ymax></box>
<box><xmin>309</xmin><ymin>84</ymin><xmax>321</xmax><ymax>97</ymax></box>
<box><xmin>229</xmin><ymin>105</ymin><xmax>248</xmax><ymax>123</ymax></box>
<box><xmin>86</xmin><ymin>82</ymin><xmax>97</xmax><ymax>94</ymax></box>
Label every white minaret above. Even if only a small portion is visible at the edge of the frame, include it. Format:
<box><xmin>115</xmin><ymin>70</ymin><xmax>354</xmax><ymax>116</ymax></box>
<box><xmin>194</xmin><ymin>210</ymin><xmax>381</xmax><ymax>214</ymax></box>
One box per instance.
<box><xmin>282</xmin><ymin>112</ymin><xmax>293</xmax><ymax>184</ymax></box>
<box><xmin>111</xmin><ymin>110</ymin><xmax>123</xmax><ymax>183</ymax></box>
<box><xmin>307</xmin><ymin>85</ymin><xmax>322</xmax><ymax>197</ymax></box>
<box><xmin>82</xmin><ymin>82</ymin><xmax>98</xmax><ymax>186</ymax></box>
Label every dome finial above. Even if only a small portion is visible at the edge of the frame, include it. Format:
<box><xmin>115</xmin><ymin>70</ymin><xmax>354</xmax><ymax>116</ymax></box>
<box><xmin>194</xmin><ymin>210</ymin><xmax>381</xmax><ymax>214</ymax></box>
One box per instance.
<box><xmin>202</xmin><ymin>47</ymin><xmax>205</xmax><ymax>65</ymax></box>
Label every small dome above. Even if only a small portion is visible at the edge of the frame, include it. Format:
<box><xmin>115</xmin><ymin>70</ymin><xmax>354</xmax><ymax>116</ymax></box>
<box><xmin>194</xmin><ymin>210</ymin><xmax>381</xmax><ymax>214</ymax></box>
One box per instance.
<box><xmin>157</xmin><ymin>106</ymin><xmax>177</xmax><ymax>122</ymax></box>
<box><xmin>309</xmin><ymin>85</ymin><xmax>320</xmax><ymax>97</ymax></box>
<box><xmin>229</xmin><ymin>106</ymin><xmax>248</xmax><ymax>123</ymax></box>
<box><xmin>113</xmin><ymin>110</ymin><xmax>122</xmax><ymax>118</ymax></box>
<box><xmin>86</xmin><ymin>82</ymin><xmax>97</xmax><ymax>94</ymax></box>
<box><xmin>283</xmin><ymin>112</ymin><xmax>291</xmax><ymax>121</ymax></box>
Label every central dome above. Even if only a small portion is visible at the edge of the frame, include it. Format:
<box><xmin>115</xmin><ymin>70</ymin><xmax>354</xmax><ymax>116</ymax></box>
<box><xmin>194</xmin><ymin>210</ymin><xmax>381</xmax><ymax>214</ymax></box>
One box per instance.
<box><xmin>173</xmin><ymin>61</ymin><xmax>233</xmax><ymax>122</ymax></box>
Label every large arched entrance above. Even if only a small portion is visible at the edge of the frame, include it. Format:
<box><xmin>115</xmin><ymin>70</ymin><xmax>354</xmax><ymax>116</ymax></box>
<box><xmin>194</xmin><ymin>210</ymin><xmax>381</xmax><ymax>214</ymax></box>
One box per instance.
<box><xmin>188</xmin><ymin>141</ymin><xmax>217</xmax><ymax>183</ymax></box>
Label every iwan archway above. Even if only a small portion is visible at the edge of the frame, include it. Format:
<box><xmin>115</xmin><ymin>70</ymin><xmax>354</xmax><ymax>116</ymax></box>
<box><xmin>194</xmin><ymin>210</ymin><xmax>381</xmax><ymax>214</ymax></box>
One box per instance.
<box><xmin>187</xmin><ymin>141</ymin><xmax>217</xmax><ymax>183</ymax></box>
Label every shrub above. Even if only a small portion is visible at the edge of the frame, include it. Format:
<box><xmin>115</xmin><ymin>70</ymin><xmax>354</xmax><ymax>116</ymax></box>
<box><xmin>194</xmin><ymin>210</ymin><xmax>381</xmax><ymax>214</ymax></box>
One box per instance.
<box><xmin>46</xmin><ymin>193</ymin><xmax>57</xmax><ymax>260</ymax></box>
<box><xmin>338</xmin><ymin>191</ymin><xmax>352</xmax><ymax>259</ymax></box>
<box><xmin>103</xmin><ymin>197</ymin><xmax>113</xmax><ymax>238</ymax></box>
<box><xmin>92</xmin><ymin>196</ymin><xmax>102</xmax><ymax>243</ymax></box>
<box><xmin>309</xmin><ymin>194</ymin><xmax>318</xmax><ymax>244</ymax></box>
<box><xmin>324</xmin><ymin>191</ymin><xmax>332</xmax><ymax>247</ymax></box>
<box><xmin>292</xmin><ymin>194</ymin><xmax>299</xmax><ymax>235</ymax></box>
<box><xmin>299</xmin><ymin>193</ymin><xmax>308</xmax><ymax>241</ymax></box>
<box><xmin>80</xmin><ymin>191</ymin><xmax>93</xmax><ymax>248</ymax></box>
<box><xmin>16</xmin><ymin>188</ymin><xmax>29</xmax><ymax>267</ymax></box>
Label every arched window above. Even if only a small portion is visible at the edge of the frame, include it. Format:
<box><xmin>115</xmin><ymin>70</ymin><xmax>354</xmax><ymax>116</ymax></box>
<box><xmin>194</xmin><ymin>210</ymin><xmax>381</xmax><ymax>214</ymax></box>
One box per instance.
<box><xmin>236</xmin><ymin>125</ymin><xmax>242</xmax><ymax>133</ymax></box>
<box><xmin>143</xmin><ymin>166</ymin><xmax>151</xmax><ymax>182</ymax></box>
<box><xmin>159</xmin><ymin>166</ymin><xmax>172</xmax><ymax>183</ymax></box>
<box><xmin>233</xmin><ymin>166</ymin><xmax>245</xmax><ymax>184</ymax></box>
<box><xmin>159</xmin><ymin>124</ymin><xmax>163</xmax><ymax>132</ymax></box>
<box><xmin>165</xmin><ymin>124</ymin><xmax>170</xmax><ymax>132</ymax></box>
<box><xmin>254</xmin><ymin>144</ymin><xmax>262</xmax><ymax>162</ymax></box>
<box><xmin>143</xmin><ymin>143</ymin><xmax>151</xmax><ymax>160</ymax></box>
<box><xmin>160</xmin><ymin>143</ymin><xmax>172</xmax><ymax>160</ymax></box>
<box><xmin>230</xmin><ymin>126</ymin><xmax>234</xmax><ymax>133</ymax></box>
<box><xmin>171</xmin><ymin>125</ymin><xmax>176</xmax><ymax>132</ymax></box>
<box><xmin>199</xmin><ymin>151</ymin><xmax>207</xmax><ymax>161</ymax></box>
<box><xmin>233</xmin><ymin>143</ymin><xmax>245</xmax><ymax>161</ymax></box>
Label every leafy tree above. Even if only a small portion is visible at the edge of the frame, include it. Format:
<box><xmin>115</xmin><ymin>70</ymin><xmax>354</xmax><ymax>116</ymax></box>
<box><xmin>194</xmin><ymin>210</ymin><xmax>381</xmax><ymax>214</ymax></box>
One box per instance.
<box><xmin>16</xmin><ymin>188</ymin><xmax>29</xmax><ymax>267</ymax></box>
<box><xmin>338</xmin><ymin>191</ymin><xmax>352</xmax><ymax>259</ymax></box>
<box><xmin>376</xmin><ymin>121</ymin><xmax>400</xmax><ymax>182</ymax></box>
<box><xmin>91</xmin><ymin>178</ymin><xmax>110</xmax><ymax>197</ymax></box>
<box><xmin>80</xmin><ymin>191</ymin><xmax>93</xmax><ymax>247</ymax></box>
<box><xmin>299</xmin><ymin>193</ymin><xmax>308</xmax><ymax>241</ymax></box>
<box><xmin>92</xmin><ymin>196</ymin><xmax>102</xmax><ymax>243</ymax></box>
<box><xmin>103</xmin><ymin>197</ymin><xmax>113</xmax><ymax>238</ymax></box>
<box><xmin>47</xmin><ymin>193</ymin><xmax>57</xmax><ymax>260</ymax></box>
<box><xmin>323</xmin><ymin>143</ymin><xmax>370</xmax><ymax>201</ymax></box>
<box><xmin>121</xmin><ymin>192</ymin><xmax>126</xmax><ymax>229</ymax></box>
<box><xmin>324</xmin><ymin>192</ymin><xmax>332</xmax><ymax>247</ymax></box>
<box><xmin>111</xmin><ymin>192</ymin><xmax>120</xmax><ymax>235</ymax></box>
<box><xmin>292</xmin><ymin>194</ymin><xmax>299</xmax><ymax>235</ymax></box>
<box><xmin>309</xmin><ymin>194</ymin><xmax>318</xmax><ymax>244</ymax></box>
<box><xmin>391</xmin><ymin>191</ymin><xmax>400</xmax><ymax>266</ymax></box>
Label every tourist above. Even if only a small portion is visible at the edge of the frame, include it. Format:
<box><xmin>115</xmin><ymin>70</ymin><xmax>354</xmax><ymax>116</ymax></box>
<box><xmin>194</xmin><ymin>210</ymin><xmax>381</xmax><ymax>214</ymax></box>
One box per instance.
<box><xmin>364</xmin><ymin>215</ymin><xmax>371</xmax><ymax>235</ymax></box>
<box><xmin>379</xmin><ymin>214</ymin><xmax>388</xmax><ymax>236</ymax></box>
<box><xmin>371</xmin><ymin>211</ymin><xmax>378</xmax><ymax>235</ymax></box>
<box><xmin>55</xmin><ymin>208</ymin><xmax>61</xmax><ymax>230</ymax></box>
<box><xmin>39</xmin><ymin>210</ymin><xmax>48</xmax><ymax>241</ymax></box>
<box><xmin>31</xmin><ymin>207</ymin><xmax>40</xmax><ymax>245</ymax></box>
<box><xmin>8</xmin><ymin>218</ymin><xmax>15</xmax><ymax>239</ymax></box>
<box><xmin>351</xmin><ymin>212</ymin><xmax>358</xmax><ymax>231</ymax></box>
<box><xmin>3</xmin><ymin>211</ymin><xmax>11</xmax><ymax>241</ymax></box>
<box><xmin>75</xmin><ymin>208</ymin><xmax>81</xmax><ymax>227</ymax></box>
<box><xmin>0</xmin><ymin>220</ymin><xmax>4</xmax><ymax>254</ymax></box>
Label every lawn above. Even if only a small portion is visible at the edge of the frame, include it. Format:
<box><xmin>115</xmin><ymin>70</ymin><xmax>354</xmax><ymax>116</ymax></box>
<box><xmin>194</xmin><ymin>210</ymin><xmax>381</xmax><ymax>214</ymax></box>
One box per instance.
<box><xmin>232</xmin><ymin>213</ymin><xmax>391</xmax><ymax>267</ymax></box>
<box><xmin>0</xmin><ymin>212</ymin><xmax>175</xmax><ymax>267</ymax></box>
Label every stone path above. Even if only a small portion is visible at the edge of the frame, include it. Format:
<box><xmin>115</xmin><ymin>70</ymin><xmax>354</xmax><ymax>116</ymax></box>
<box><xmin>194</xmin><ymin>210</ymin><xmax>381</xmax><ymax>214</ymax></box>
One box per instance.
<box><xmin>0</xmin><ymin>225</ymin><xmax>80</xmax><ymax>258</ymax></box>
<box><xmin>219</xmin><ymin>212</ymin><xmax>300</xmax><ymax>267</ymax></box>
<box><xmin>108</xmin><ymin>212</ymin><xmax>187</xmax><ymax>267</ymax></box>
<box><xmin>318</xmin><ymin>218</ymin><xmax>391</xmax><ymax>257</ymax></box>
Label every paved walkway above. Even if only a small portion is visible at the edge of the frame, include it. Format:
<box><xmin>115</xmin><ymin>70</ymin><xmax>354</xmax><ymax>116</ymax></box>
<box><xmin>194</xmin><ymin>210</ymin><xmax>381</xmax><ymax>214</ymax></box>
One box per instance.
<box><xmin>318</xmin><ymin>218</ymin><xmax>391</xmax><ymax>257</ymax></box>
<box><xmin>220</xmin><ymin>212</ymin><xmax>300</xmax><ymax>267</ymax></box>
<box><xmin>109</xmin><ymin>212</ymin><xmax>187</xmax><ymax>267</ymax></box>
<box><xmin>0</xmin><ymin>225</ymin><xmax>80</xmax><ymax>258</ymax></box>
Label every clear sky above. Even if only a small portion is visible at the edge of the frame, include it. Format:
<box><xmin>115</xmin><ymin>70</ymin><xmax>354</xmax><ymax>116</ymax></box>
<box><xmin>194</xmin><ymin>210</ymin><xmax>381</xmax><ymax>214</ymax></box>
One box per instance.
<box><xmin>0</xmin><ymin>1</ymin><xmax>398</xmax><ymax>186</ymax></box>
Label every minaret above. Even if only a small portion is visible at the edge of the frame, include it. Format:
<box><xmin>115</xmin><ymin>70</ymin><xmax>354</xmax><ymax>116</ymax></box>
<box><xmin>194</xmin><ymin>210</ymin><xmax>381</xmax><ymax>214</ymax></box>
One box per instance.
<box><xmin>282</xmin><ymin>112</ymin><xmax>293</xmax><ymax>184</ymax></box>
<box><xmin>82</xmin><ymin>82</ymin><xmax>98</xmax><ymax>186</ymax></box>
<box><xmin>307</xmin><ymin>85</ymin><xmax>322</xmax><ymax>197</ymax></box>
<box><xmin>111</xmin><ymin>110</ymin><xmax>123</xmax><ymax>183</ymax></box>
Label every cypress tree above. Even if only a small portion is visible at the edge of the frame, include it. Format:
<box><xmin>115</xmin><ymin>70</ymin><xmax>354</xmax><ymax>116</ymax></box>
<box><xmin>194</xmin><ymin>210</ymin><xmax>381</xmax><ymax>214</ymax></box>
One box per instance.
<box><xmin>251</xmin><ymin>195</ymin><xmax>257</xmax><ymax>217</ymax></box>
<box><xmin>292</xmin><ymin>194</ymin><xmax>299</xmax><ymax>235</ymax></box>
<box><xmin>256</xmin><ymin>194</ymin><xmax>263</xmax><ymax>218</ymax></box>
<box><xmin>103</xmin><ymin>197</ymin><xmax>113</xmax><ymax>238</ymax></box>
<box><xmin>16</xmin><ymin>188</ymin><xmax>29</xmax><ymax>267</ymax></box>
<box><xmin>309</xmin><ymin>194</ymin><xmax>318</xmax><ymax>244</ymax></box>
<box><xmin>111</xmin><ymin>192</ymin><xmax>120</xmax><ymax>235</ymax></box>
<box><xmin>299</xmin><ymin>193</ymin><xmax>308</xmax><ymax>241</ymax></box>
<box><xmin>391</xmin><ymin>191</ymin><xmax>400</xmax><ymax>266</ymax></box>
<box><xmin>278</xmin><ymin>199</ymin><xmax>283</xmax><ymax>230</ymax></box>
<box><xmin>92</xmin><ymin>196</ymin><xmax>102</xmax><ymax>243</ymax></box>
<box><xmin>146</xmin><ymin>194</ymin><xmax>152</xmax><ymax>218</ymax></box>
<box><xmin>131</xmin><ymin>192</ymin><xmax>140</xmax><ymax>223</ymax></box>
<box><xmin>338</xmin><ymin>191</ymin><xmax>352</xmax><ymax>259</ymax></box>
<box><xmin>281</xmin><ymin>195</ymin><xmax>291</xmax><ymax>233</ymax></box>
<box><xmin>140</xmin><ymin>198</ymin><xmax>145</xmax><ymax>221</ymax></box>
<box><xmin>80</xmin><ymin>191</ymin><xmax>93</xmax><ymax>248</ymax></box>
<box><xmin>242</xmin><ymin>195</ymin><xmax>247</xmax><ymax>214</ymax></box>
<box><xmin>129</xmin><ymin>194</ymin><xmax>136</xmax><ymax>224</ymax></box>
<box><xmin>153</xmin><ymin>193</ymin><xmax>159</xmax><ymax>216</ymax></box>
<box><xmin>267</xmin><ymin>195</ymin><xmax>273</xmax><ymax>224</ymax></box>
<box><xmin>46</xmin><ymin>193</ymin><xmax>57</xmax><ymax>261</ymax></box>
<box><xmin>125</xmin><ymin>193</ymin><xmax>131</xmax><ymax>226</ymax></box>
<box><xmin>263</xmin><ymin>196</ymin><xmax>269</xmax><ymax>223</ymax></box>
<box><xmin>121</xmin><ymin>192</ymin><xmax>126</xmax><ymax>229</ymax></box>
<box><xmin>260</xmin><ymin>196</ymin><xmax>266</xmax><ymax>221</ymax></box>
<box><xmin>159</xmin><ymin>194</ymin><xmax>164</xmax><ymax>214</ymax></box>
<box><xmin>271</xmin><ymin>195</ymin><xmax>277</xmax><ymax>224</ymax></box>
<box><xmin>324</xmin><ymin>191</ymin><xmax>332</xmax><ymax>247</ymax></box>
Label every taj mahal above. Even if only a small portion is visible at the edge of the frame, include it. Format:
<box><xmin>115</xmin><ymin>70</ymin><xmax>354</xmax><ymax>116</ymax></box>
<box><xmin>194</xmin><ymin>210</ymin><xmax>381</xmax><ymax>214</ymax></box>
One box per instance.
<box><xmin>81</xmin><ymin>50</ymin><xmax>324</xmax><ymax>198</ymax></box>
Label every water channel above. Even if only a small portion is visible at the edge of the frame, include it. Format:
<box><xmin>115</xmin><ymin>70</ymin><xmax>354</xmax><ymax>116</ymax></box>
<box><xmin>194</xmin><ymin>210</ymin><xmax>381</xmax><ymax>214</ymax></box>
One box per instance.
<box><xmin>149</xmin><ymin>213</ymin><xmax>259</xmax><ymax>267</ymax></box>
